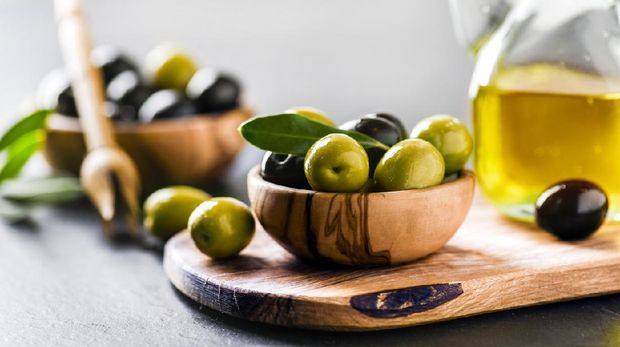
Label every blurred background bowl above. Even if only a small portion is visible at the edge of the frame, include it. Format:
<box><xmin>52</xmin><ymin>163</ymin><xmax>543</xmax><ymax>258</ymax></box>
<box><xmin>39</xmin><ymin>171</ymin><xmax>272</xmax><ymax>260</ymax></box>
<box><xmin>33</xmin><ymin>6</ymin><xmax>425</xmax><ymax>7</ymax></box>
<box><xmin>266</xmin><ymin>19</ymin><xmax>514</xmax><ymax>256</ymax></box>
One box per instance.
<box><xmin>44</xmin><ymin>106</ymin><xmax>252</xmax><ymax>193</ymax></box>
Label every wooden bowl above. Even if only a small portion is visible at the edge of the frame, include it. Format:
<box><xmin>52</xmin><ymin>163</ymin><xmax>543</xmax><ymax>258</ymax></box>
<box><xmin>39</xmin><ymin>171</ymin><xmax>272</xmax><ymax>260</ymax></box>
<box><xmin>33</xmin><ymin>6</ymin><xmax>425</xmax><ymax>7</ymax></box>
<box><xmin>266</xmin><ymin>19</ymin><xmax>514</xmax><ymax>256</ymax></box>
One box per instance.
<box><xmin>247</xmin><ymin>166</ymin><xmax>475</xmax><ymax>266</ymax></box>
<box><xmin>44</xmin><ymin>107</ymin><xmax>252</xmax><ymax>193</ymax></box>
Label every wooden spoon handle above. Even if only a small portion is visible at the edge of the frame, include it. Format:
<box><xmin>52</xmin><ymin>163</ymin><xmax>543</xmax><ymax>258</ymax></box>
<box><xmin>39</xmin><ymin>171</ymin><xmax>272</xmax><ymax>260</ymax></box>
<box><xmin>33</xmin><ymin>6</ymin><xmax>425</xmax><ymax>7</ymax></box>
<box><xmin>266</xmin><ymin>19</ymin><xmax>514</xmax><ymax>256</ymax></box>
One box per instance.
<box><xmin>54</xmin><ymin>0</ymin><xmax>115</xmax><ymax>150</ymax></box>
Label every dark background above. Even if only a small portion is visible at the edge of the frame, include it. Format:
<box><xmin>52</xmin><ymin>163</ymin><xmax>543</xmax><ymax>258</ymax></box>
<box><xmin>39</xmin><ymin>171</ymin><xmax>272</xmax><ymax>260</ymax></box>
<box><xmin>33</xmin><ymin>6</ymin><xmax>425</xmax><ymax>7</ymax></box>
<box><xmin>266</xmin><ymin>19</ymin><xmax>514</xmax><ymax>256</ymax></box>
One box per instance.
<box><xmin>1</xmin><ymin>1</ymin><xmax>620</xmax><ymax>346</ymax></box>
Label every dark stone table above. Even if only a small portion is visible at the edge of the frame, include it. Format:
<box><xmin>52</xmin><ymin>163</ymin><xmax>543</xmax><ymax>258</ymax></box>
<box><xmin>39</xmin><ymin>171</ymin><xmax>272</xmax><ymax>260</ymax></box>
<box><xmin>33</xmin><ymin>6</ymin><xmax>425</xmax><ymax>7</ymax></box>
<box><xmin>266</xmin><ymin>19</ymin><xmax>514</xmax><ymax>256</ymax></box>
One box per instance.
<box><xmin>2</xmin><ymin>1</ymin><xmax>620</xmax><ymax>345</ymax></box>
<box><xmin>2</xmin><ymin>147</ymin><xmax>620</xmax><ymax>346</ymax></box>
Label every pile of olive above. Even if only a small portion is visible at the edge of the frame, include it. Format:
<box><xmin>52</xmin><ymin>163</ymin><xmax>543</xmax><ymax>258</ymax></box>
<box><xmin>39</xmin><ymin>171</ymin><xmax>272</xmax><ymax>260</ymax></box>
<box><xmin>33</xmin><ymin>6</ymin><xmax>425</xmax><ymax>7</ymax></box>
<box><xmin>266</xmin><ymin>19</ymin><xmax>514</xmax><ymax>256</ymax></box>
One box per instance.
<box><xmin>260</xmin><ymin>107</ymin><xmax>473</xmax><ymax>193</ymax></box>
<box><xmin>143</xmin><ymin>185</ymin><xmax>255</xmax><ymax>259</ymax></box>
<box><xmin>36</xmin><ymin>43</ymin><xmax>242</xmax><ymax>122</ymax></box>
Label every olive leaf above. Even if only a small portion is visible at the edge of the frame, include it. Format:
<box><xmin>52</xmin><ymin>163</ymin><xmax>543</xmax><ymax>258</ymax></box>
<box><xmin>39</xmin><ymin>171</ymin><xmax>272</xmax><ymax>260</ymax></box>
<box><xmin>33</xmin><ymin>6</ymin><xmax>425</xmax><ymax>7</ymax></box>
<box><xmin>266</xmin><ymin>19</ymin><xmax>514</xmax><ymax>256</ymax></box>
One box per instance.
<box><xmin>238</xmin><ymin>113</ymin><xmax>390</xmax><ymax>156</ymax></box>
<box><xmin>0</xmin><ymin>109</ymin><xmax>84</xmax><ymax>222</ymax></box>
<box><xmin>0</xmin><ymin>176</ymin><xmax>83</xmax><ymax>204</ymax></box>
<box><xmin>0</xmin><ymin>109</ymin><xmax>51</xmax><ymax>184</ymax></box>
<box><xmin>0</xmin><ymin>109</ymin><xmax>50</xmax><ymax>151</ymax></box>
<box><xmin>0</xmin><ymin>130</ymin><xmax>45</xmax><ymax>182</ymax></box>
<box><xmin>0</xmin><ymin>198</ymin><xmax>30</xmax><ymax>223</ymax></box>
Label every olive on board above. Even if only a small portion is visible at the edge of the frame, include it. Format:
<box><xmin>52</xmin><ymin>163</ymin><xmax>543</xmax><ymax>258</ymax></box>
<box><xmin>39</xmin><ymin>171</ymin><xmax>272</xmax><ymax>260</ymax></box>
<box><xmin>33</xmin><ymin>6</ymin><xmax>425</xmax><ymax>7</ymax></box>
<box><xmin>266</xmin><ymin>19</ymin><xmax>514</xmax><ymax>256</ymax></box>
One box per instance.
<box><xmin>189</xmin><ymin>197</ymin><xmax>255</xmax><ymax>259</ymax></box>
<box><xmin>535</xmin><ymin>180</ymin><xmax>608</xmax><ymax>241</ymax></box>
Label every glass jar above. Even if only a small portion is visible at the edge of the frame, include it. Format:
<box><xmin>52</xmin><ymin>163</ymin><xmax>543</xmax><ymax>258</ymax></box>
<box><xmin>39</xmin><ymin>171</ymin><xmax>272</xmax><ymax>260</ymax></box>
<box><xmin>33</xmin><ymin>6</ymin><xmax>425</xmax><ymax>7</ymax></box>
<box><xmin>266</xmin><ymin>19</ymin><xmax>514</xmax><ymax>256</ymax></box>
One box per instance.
<box><xmin>452</xmin><ymin>0</ymin><xmax>620</xmax><ymax>221</ymax></box>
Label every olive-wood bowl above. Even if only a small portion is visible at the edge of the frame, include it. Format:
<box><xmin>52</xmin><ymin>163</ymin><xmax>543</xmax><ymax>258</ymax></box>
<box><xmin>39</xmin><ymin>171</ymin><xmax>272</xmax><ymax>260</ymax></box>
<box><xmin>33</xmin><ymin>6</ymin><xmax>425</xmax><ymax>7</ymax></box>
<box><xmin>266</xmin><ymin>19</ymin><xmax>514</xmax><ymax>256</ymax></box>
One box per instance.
<box><xmin>44</xmin><ymin>106</ymin><xmax>252</xmax><ymax>192</ymax></box>
<box><xmin>247</xmin><ymin>166</ymin><xmax>475</xmax><ymax>267</ymax></box>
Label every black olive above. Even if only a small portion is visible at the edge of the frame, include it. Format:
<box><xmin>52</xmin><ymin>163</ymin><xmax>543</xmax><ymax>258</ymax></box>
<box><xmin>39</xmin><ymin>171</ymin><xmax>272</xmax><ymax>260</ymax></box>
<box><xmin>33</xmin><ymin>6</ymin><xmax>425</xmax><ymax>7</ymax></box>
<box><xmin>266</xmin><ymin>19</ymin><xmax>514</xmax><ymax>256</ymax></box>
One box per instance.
<box><xmin>186</xmin><ymin>69</ymin><xmax>241</xmax><ymax>114</ymax></box>
<box><xmin>138</xmin><ymin>89</ymin><xmax>197</xmax><ymax>122</ymax></box>
<box><xmin>91</xmin><ymin>45</ymin><xmax>139</xmax><ymax>85</ymax></box>
<box><xmin>260</xmin><ymin>152</ymin><xmax>310</xmax><ymax>189</ymax></box>
<box><xmin>36</xmin><ymin>69</ymin><xmax>78</xmax><ymax>117</ymax></box>
<box><xmin>105</xmin><ymin>101</ymin><xmax>136</xmax><ymax>122</ymax></box>
<box><xmin>365</xmin><ymin>113</ymin><xmax>408</xmax><ymax>140</ymax></box>
<box><xmin>106</xmin><ymin>71</ymin><xmax>153</xmax><ymax>120</ymax></box>
<box><xmin>339</xmin><ymin>117</ymin><xmax>402</xmax><ymax>173</ymax></box>
<box><xmin>535</xmin><ymin>180</ymin><xmax>608</xmax><ymax>241</ymax></box>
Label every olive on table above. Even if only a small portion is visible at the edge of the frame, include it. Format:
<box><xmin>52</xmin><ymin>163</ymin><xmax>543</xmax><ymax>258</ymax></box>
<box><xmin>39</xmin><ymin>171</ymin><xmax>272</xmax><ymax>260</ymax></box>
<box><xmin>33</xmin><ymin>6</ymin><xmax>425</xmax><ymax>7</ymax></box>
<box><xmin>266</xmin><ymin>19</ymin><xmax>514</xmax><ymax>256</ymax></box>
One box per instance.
<box><xmin>106</xmin><ymin>70</ymin><xmax>153</xmax><ymax>114</ymax></box>
<box><xmin>261</xmin><ymin>152</ymin><xmax>310</xmax><ymax>189</ymax></box>
<box><xmin>36</xmin><ymin>68</ymin><xmax>78</xmax><ymax>117</ymax></box>
<box><xmin>91</xmin><ymin>45</ymin><xmax>139</xmax><ymax>85</ymax></box>
<box><xmin>145</xmin><ymin>43</ymin><xmax>198</xmax><ymax>90</ymax></box>
<box><xmin>365</xmin><ymin>113</ymin><xmax>408</xmax><ymax>140</ymax></box>
<box><xmin>285</xmin><ymin>106</ymin><xmax>335</xmax><ymax>126</ymax></box>
<box><xmin>535</xmin><ymin>180</ymin><xmax>608</xmax><ymax>241</ymax></box>
<box><xmin>411</xmin><ymin>115</ymin><xmax>473</xmax><ymax>175</ymax></box>
<box><xmin>189</xmin><ymin>197</ymin><xmax>255</xmax><ymax>259</ymax></box>
<box><xmin>138</xmin><ymin>89</ymin><xmax>198</xmax><ymax>122</ymax></box>
<box><xmin>304</xmin><ymin>133</ymin><xmax>369</xmax><ymax>193</ymax></box>
<box><xmin>186</xmin><ymin>68</ymin><xmax>241</xmax><ymax>114</ymax></box>
<box><xmin>144</xmin><ymin>186</ymin><xmax>211</xmax><ymax>240</ymax></box>
<box><xmin>340</xmin><ymin>116</ymin><xmax>402</xmax><ymax>173</ymax></box>
<box><xmin>374</xmin><ymin>138</ymin><xmax>445</xmax><ymax>191</ymax></box>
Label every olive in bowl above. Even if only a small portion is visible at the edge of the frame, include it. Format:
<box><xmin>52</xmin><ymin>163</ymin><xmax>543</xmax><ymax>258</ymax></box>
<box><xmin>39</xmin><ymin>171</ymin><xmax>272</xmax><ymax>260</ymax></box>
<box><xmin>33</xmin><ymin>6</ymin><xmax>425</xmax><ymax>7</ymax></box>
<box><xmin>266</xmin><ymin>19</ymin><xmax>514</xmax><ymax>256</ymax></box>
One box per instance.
<box><xmin>365</xmin><ymin>112</ymin><xmax>408</xmax><ymax>140</ymax></box>
<box><xmin>138</xmin><ymin>89</ymin><xmax>198</xmax><ymax>122</ymax></box>
<box><xmin>411</xmin><ymin>115</ymin><xmax>473</xmax><ymax>175</ymax></box>
<box><xmin>91</xmin><ymin>45</ymin><xmax>139</xmax><ymax>85</ymax></box>
<box><xmin>247</xmin><ymin>166</ymin><xmax>475</xmax><ymax>266</ymax></box>
<box><xmin>36</xmin><ymin>69</ymin><xmax>78</xmax><ymax>118</ymax></box>
<box><xmin>106</xmin><ymin>70</ymin><xmax>153</xmax><ymax>114</ymax></box>
<box><xmin>303</xmin><ymin>133</ymin><xmax>369</xmax><ymax>193</ymax></box>
<box><xmin>374</xmin><ymin>139</ymin><xmax>445</xmax><ymax>191</ymax></box>
<box><xmin>339</xmin><ymin>116</ymin><xmax>403</xmax><ymax>173</ymax></box>
<box><xmin>186</xmin><ymin>68</ymin><xmax>241</xmax><ymax>113</ymax></box>
<box><xmin>261</xmin><ymin>152</ymin><xmax>310</xmax><ymax>190</ymax></box>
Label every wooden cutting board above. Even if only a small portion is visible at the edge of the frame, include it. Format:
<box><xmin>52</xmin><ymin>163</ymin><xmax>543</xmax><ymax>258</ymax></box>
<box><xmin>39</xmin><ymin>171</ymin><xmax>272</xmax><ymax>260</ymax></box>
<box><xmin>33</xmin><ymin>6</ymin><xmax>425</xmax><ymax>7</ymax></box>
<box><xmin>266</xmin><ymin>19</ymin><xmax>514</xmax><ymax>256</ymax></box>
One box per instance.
<box><xmin>163</xmin><ymin>199</ymin><xmax>620</xmax><ymax>331</ymax></box>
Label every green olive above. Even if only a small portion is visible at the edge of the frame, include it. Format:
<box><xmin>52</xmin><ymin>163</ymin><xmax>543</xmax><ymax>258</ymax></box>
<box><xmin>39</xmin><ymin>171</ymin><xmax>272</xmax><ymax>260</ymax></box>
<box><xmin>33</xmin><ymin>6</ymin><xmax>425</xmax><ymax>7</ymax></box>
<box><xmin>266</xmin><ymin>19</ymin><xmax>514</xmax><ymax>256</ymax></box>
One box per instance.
<box><xmin>285</xmin><ymin>106</ymin><xmax>336</xmax><ymax>126</ymax></box>
<box><xmin>143</xmin><ymin>186</ymin><xmax>211</xmax><ymax>240</ymax></box>
<box><xmin>145</xmin><ymin>43</ymin><xmax>198</xmax><ymax>90</ymax></box>
<box><xmin>189</xmin><ymin>197</ymin><xmax>255</xmax><ymax>259</ymax></box>
<box><xmin>410</xmin><ymin>115</ymin><xmax>473</xmax><ymax>175</ymax></box>
<box><xmin>304</xmin><ymin>133</ymin><xmax>369</xmax><ymax>192</ymax></box>
<box><xmin>374</xmin><ymin>139</ymin><xmax>445</xmax><ymax>191</ymax></box>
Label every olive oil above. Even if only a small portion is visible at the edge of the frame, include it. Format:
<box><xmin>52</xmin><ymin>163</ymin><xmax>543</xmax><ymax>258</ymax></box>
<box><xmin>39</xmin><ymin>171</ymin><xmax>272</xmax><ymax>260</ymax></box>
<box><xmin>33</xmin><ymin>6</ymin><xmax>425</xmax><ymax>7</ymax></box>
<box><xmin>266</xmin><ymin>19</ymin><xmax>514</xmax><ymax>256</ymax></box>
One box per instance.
<box><xmin>473</xmin><ymin>65</ymin><xmax>620</xmax><ymax>221</ymax></box>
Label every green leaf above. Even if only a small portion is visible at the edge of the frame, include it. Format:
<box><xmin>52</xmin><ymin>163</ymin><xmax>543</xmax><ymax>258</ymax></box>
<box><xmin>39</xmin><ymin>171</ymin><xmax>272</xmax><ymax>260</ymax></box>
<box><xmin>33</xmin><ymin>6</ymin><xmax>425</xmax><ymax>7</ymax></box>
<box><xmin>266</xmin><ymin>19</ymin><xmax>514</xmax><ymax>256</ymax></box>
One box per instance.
<box><xmin>238</xmin><ymin>114</ymin><xmax>390</xmax><ymax>156</ymax></box>
<box><xmin>0</xmin><ymin>109</ymin><xmax>51</xmax><ymax>152</ymax></box>
<box><xmin>0</xmin><ymin>176</ymin><xmax>83</xmax><ymax>204</ymax></box>
<box><xmin>0</xmin><ymin>130</ymin><xmax>45</xmax><ymax>183</ymax></box>
<box><xmin>0</xmin><ymin>198</ymin><xmax>30</xmax><ymax>222</ymax></box>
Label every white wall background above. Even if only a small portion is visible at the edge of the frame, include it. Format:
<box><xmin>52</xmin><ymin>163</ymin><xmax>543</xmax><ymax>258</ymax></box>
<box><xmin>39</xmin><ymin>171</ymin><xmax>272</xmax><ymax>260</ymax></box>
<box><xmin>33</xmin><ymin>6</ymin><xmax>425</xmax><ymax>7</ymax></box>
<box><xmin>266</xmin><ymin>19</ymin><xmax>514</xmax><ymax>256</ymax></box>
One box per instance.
<box><xmin>0</xmin><ymin>0</ymin><xmax>473</xmax><ymax>130</ymax></box>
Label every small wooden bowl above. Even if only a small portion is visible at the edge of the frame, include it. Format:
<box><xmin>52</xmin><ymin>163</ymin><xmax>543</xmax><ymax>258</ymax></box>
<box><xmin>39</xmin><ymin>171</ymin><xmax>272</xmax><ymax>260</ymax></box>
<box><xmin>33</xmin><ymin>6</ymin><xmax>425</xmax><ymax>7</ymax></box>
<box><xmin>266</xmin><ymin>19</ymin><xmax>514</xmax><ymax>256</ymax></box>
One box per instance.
<box><xmin>44</xmin><ymin>107</ymin><xmax>252</xmax><ymax>192</ymax></box>
<box><xmin>247</xmin><ymin>166</ymin><xmax>475</xmax><ymax>266</ymax></box>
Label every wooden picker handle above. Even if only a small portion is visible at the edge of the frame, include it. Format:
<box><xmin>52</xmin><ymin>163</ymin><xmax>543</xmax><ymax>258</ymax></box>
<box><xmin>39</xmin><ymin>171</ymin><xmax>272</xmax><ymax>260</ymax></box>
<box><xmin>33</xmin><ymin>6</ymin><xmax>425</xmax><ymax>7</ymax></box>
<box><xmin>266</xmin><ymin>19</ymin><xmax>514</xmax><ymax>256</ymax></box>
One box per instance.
<box><xmin>54</xmin><ymin>0</ymin><xmax>115</xmax><ymax>150</ymax></box>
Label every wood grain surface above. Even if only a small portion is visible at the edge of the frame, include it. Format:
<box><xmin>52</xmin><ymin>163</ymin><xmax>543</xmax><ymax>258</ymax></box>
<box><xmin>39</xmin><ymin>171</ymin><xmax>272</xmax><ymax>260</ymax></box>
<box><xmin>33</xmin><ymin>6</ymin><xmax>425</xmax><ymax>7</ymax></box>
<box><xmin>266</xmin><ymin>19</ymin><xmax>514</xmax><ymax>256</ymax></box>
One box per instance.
<box><xmin>44</xmin><ymin>106</ymin><xmax>251</xmax><ymax>192</ymax></box>
<box><xmin>247</xmin><ymin>167</ymin><xmax>475</xmax><ymax>266</ymax></box>
<box><xmin>163</xmin><ymin>198</ymin><xmax>620</xmax><ymax>331</ymax></box>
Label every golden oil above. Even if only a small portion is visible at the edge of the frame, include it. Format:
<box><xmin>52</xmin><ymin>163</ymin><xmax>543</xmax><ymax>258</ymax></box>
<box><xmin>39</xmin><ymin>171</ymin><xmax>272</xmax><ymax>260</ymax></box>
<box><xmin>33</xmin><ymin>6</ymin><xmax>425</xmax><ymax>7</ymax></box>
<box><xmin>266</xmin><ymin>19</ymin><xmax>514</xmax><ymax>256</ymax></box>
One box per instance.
<box><xmin>473</xmin><ymin>65</ymin><xmax>620</xmax><ymax>221</ymax></box>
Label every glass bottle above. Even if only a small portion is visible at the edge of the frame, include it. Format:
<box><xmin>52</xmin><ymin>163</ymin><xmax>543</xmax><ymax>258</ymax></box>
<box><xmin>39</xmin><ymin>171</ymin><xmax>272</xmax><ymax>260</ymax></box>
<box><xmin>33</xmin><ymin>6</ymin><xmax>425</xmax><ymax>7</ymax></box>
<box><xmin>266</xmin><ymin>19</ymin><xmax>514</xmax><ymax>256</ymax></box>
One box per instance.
<box><xmin>451</xmin><ymin>0</ymin><xmax>620</xmax><ymax>222</ymax></box>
